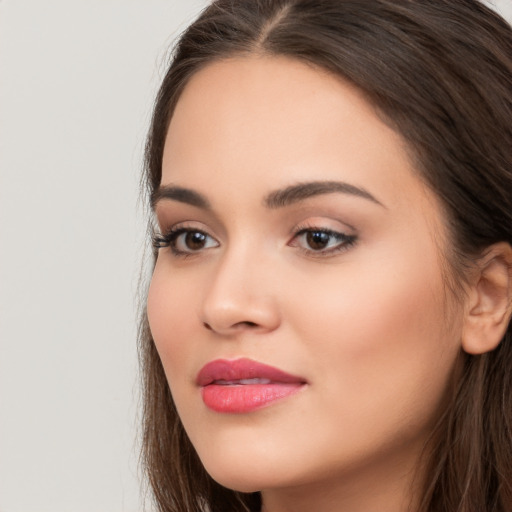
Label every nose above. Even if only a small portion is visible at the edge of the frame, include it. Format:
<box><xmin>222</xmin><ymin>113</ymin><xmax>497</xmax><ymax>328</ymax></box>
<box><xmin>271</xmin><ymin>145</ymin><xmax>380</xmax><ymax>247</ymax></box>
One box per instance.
<box><xmin>200</xmin><ymin>246</ymin><xmax>281</xmax><ymax>336</ymax></box>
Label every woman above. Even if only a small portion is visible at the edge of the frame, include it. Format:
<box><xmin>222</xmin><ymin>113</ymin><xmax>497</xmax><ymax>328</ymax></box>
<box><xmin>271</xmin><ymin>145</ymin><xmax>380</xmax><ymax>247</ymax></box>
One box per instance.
<box><xmin>139</xmin><ymin>1</ymin><xmax>512</xmax><ymax>511</ymax></box>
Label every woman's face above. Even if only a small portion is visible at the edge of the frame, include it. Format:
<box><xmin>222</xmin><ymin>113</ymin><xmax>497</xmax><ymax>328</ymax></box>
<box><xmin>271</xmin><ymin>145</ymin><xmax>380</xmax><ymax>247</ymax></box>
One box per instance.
<box><xmin>147</xmin><ymin>56</ymin><xmax>464</xmax><ymax>497</ymax></box>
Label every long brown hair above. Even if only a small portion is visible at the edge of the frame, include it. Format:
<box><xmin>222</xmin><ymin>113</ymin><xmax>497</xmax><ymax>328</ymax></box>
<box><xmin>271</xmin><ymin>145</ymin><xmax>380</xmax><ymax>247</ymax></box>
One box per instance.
<box><xmin>139</xmin><ymin>1</ymin><xmax>512</xmax><ymax>510</ymax></box>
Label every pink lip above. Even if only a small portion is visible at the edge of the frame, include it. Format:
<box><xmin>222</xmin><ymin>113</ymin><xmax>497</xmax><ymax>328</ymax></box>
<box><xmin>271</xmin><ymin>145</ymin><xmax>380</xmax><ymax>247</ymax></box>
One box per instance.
<box><xmin>197</xmin><ymin>358</ymin><xmax>306</xmax><ymax>413</ymax></box>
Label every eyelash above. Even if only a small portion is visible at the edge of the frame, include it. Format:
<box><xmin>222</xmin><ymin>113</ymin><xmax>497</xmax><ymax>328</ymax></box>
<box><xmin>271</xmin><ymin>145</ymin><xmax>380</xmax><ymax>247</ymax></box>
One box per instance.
<box><xmin>152</xmin><ymin>226</ymin><xmax>217</xmax><ymax>257</ymax></box>
<box><xmin>290</xmin><ymin>225</ymin><xmax>357</xmax><ymax>257</ymax></box>
<box><xmin>152</xmin><ymin>225</ymin><xmax>357</xmax><ymax>258</ymax></box>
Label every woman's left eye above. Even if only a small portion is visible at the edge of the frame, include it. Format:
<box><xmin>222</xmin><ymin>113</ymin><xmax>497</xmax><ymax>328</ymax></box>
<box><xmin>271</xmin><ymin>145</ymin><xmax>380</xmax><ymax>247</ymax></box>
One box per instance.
<box><xmin>290</xmin><ymin>228</ymin><xmax>357</xmax><ymax>255</ymax></box>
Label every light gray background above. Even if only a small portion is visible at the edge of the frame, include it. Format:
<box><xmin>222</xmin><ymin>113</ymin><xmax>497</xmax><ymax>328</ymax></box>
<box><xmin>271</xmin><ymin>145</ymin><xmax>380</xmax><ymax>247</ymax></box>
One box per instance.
<box><xmin>0</xmin><ymin>1</ymin><xmax>208</xmax><ymax>511</ymax></box>
<box><xmin>0</xmin><ymin>1</ymin><xmax>511</xmax><ymax>511</ymax></box>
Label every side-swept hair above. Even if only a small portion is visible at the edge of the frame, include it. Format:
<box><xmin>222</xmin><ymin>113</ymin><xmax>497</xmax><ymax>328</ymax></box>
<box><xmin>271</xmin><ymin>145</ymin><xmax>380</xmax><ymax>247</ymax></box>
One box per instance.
<box><xmin>140</xmin><ymin>1</ymin><xmax>512</xmax><ymax>510</ymax></box>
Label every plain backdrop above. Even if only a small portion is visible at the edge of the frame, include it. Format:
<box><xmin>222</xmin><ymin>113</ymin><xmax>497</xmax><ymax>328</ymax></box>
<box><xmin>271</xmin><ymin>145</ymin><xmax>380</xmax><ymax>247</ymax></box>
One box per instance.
<box><xmin>0</xmin><ymin>1</ymin><xmax>511</xmax><ymax>512</ymax></box>
<box><xmin>0</xmin><ymin>1</ymin><xmax>208</xmax><ymax>511</ymax></box>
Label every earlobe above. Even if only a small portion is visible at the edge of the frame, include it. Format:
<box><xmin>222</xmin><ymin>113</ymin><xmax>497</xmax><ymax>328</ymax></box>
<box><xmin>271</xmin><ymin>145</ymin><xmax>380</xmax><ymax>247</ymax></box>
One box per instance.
<box><xmin>462</xmin><ymin>242</ymin><xmax>512</xmax><ymax>355</ymax></box>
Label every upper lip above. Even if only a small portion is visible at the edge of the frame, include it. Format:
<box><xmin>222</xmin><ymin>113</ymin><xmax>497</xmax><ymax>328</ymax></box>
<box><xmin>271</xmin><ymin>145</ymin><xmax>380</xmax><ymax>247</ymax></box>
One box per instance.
<box><xmin>196</xmin><ymin>358</ymin><xmax>307</xmax><ymax>386</ymax></box>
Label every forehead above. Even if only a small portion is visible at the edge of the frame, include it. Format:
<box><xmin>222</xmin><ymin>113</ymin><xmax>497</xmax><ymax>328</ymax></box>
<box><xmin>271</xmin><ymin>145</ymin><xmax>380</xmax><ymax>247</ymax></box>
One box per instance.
<box><xmin>161</xmin><ymin>55</ymin><xmax>434</xmax><ymax>214</ymax></box>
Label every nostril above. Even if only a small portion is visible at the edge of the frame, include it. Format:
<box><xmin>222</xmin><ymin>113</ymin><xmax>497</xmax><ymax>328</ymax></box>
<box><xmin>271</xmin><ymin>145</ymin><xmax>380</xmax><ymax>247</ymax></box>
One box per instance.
<box><xmin>202</xmin><ymin>320</ymin><xmax>258</xmax><ymax>332</ymax></box>
<box><xmin>241</xmin><ymin>321</ymin><xmax>258</xmax><ymax>328</ymax></box>
<box><xmin>232</xmin><ymin>321</ymin><xmax>259</xmax><ymax>329</ymax></box>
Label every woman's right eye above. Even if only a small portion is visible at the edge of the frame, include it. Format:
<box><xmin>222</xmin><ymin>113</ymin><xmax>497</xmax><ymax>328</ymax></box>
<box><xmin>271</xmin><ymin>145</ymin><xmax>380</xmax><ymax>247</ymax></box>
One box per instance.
<box><xmin>153</xmin><ymin>228</ymin><xmax>219</xmax><ymax>256</ymax></box>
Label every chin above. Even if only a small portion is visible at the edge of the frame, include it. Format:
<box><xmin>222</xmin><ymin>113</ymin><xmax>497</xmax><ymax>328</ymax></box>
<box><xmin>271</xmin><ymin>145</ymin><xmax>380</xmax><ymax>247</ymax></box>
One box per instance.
<box><xmin>194</xmin><ymin>440</ymin><xmax>294</xmax><ymax>493</ymax></box>
<box><xmin>202</xmin><ymin>461</ymin><xmax>268</xmax><ymax>493</ymax></box>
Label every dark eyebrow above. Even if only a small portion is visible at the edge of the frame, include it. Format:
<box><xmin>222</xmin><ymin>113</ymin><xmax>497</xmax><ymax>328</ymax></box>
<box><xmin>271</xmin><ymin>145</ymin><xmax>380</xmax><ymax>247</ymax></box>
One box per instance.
<box><xmin>264</xmin><ymin>180</ymin><xmax>385</xmax><ymax>209</ymax></box>
<box><xmin>151</xmin><ymin>180</ymin><xmax>384</xmax><ymax>211</ymax></box>
<box><xmin>151</xmin><ymin>185</ymin><xmax>211</xmax><ymax>210</ymax></box>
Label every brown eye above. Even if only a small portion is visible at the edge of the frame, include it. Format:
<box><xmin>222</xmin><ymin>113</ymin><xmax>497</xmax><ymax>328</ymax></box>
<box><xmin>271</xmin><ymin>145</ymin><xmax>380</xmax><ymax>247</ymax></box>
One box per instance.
<box><xmin>153</xmin><ymin>228</ymin><xmax>220</xmax><ymax>255</ymax></box>
<box><xmin>173</xmin><ymin>229</ymin><xmax>219</xmax><ymax>253</ymax></box>
<box><xmin>306</xmin><ymin>231</ymin><xmax>331</xmax><ymax>250</ymax></box>
<box><xmin>291</xmin><ymin>228</ymin><xmax>357</xmax><ymax>255</ymax></box>
<box><xmin>184</xmin><ymin>231</ymin><xmax>208</xmax><ymax>250</ymax></box>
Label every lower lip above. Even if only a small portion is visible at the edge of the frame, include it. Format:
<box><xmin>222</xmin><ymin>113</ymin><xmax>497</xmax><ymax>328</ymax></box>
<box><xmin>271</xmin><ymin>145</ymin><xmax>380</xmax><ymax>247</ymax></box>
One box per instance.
<box><xmin>201</xmin><ymin>383</ymin><xmax>304</xmax><ymax>413</ymax></box>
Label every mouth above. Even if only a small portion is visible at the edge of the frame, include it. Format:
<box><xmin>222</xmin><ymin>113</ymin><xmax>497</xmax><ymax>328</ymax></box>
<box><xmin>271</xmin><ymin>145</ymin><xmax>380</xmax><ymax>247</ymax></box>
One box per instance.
<box><xmin>196</xmin><ymin>358</ymin><xmax>307</xmax><ymax>413</ymax></box>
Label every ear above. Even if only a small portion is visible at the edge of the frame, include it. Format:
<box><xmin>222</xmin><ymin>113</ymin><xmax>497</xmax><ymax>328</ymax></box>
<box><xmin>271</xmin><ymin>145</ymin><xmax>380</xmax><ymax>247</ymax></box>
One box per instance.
<box><xmin>462</xmin><ymin>242</ymin><xmax>512</xmax><ymax>355</ymax></box>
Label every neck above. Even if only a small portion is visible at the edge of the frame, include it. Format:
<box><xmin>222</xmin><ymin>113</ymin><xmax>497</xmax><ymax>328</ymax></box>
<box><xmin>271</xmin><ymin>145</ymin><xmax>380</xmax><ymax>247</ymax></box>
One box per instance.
<box><xmin>260</xmin><ymin>440</ymin><xmax>426</xmax><ymax>512</ymax></box>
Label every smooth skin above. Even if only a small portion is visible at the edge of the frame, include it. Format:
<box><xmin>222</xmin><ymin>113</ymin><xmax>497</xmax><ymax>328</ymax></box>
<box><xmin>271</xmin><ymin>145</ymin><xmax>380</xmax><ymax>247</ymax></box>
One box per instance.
<box><xmin>147</xmin><ymin>56</ymin><xmax>512</xmax><ymax>512</ymax></box>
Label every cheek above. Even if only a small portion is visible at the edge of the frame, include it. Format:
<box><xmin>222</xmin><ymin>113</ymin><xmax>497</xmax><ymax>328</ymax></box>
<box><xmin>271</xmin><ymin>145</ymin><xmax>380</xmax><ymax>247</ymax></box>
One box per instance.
<box><xmin>288</xmin><ymin>248</ymin><xmax>447</xmax><ymax>348</ymax></box>
<box><xmin>283</xmin><ymin>242</ymin><xmax>461</xmax><ymax>431</ymax></box>
<box><xmin>146</xmin><ymin>262</ymin><xmax>198</xmax><ymax>377</ymax></box>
